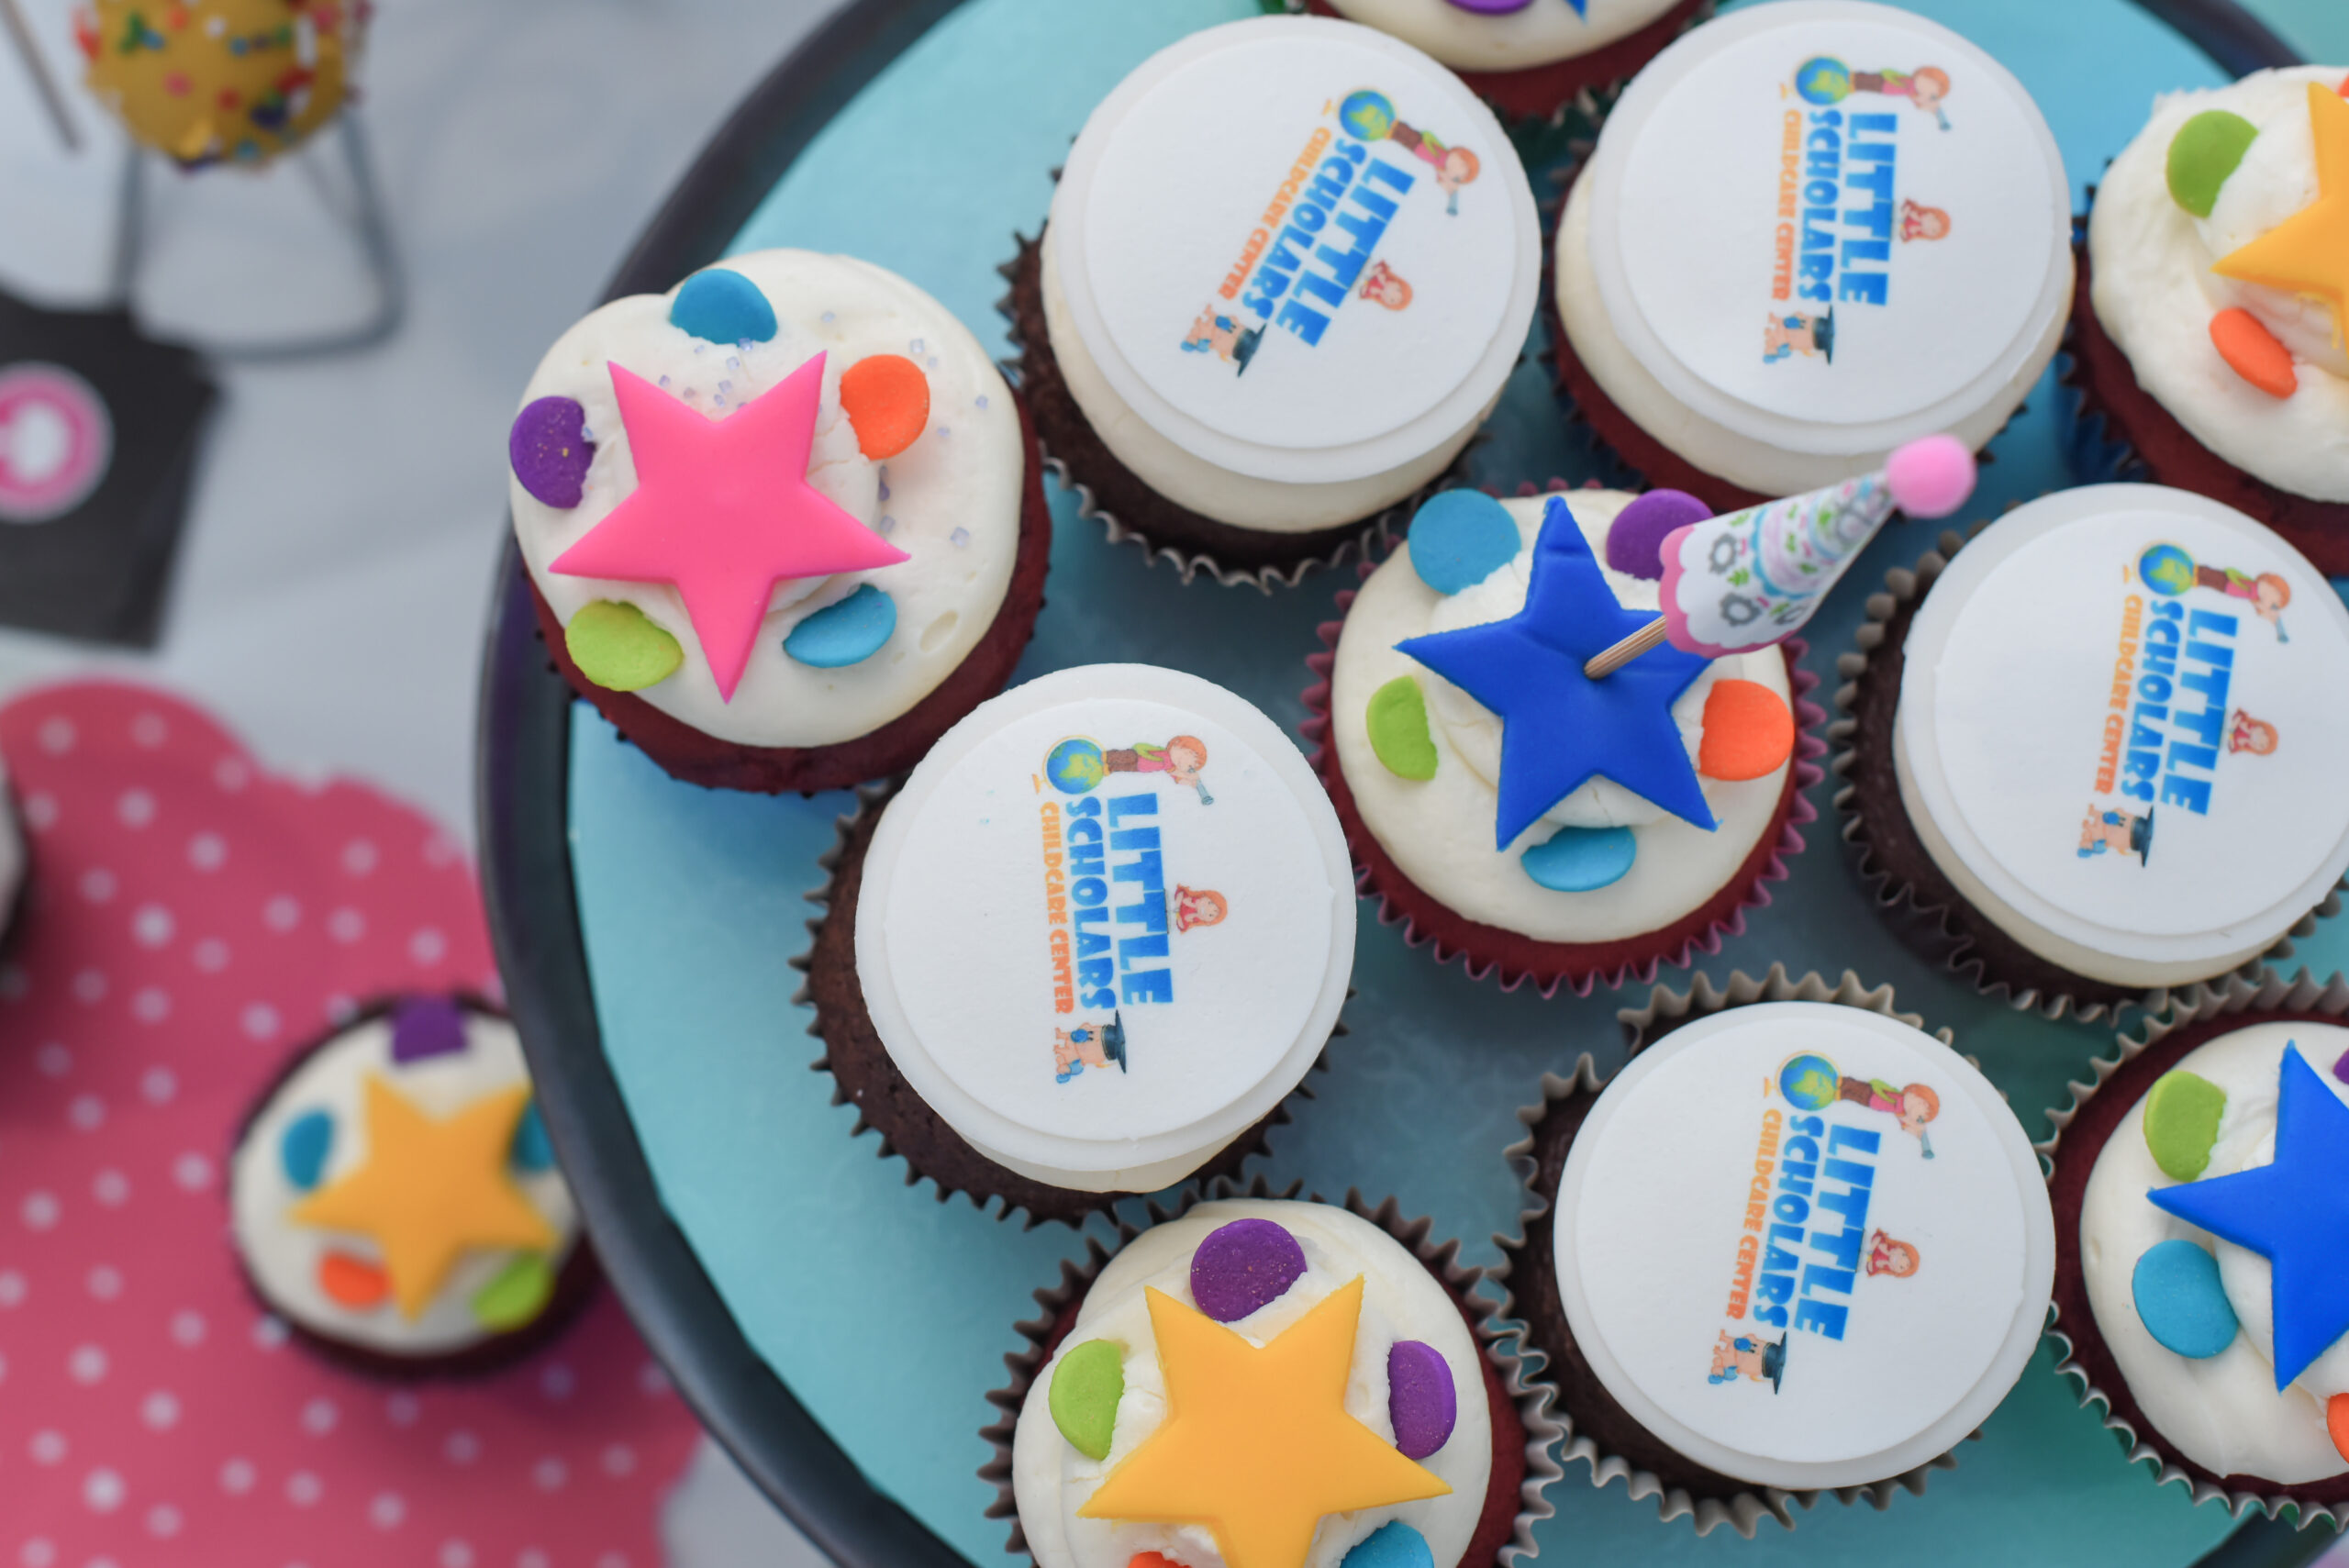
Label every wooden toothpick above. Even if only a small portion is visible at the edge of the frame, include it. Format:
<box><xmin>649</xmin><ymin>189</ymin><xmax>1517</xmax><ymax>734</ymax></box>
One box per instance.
<box><xmin>1583</xmin><ymin>617</ymin><xmax>1668</xmax><ymax>680</ymax></box>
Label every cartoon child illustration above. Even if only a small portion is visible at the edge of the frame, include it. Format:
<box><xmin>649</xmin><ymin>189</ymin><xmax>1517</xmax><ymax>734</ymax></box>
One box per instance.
<box><xmin>1172</xmin><ymin>885</ymin><xmax>1228</xmax><ymax>933</ymax></box>
<box><xmin>1360</xmin><ymin>259</ymin><xmax>1413</xmax><ymax>311</ymax></box>
<box><xmin>1106</xmin><ymin>735</ymin><xmax>1214</xmax><ymax>803</ymax></box>
<box><xmin>1764</xmin><ymin>309</ymin><xmax>1834</xmax><ymax>364</ymax></box>
<box><xmin>1053</xmin><ymin>1015</ymin><xmax>1127</xmax><ymax>1084</ymax></box>
<box><xmin>1866</xmin><ymin>1229</ymin><xmax>1921</xmax><ymax>1278</ymax></box>
<box><xmin>2140</xmin><ymin>542</ymin><xmax>2291</xmax><ymax>639</ymax></box>
<box><xmin>2230</xmin><ymin>709</ymin><xmax>2280</xmax><ymax>755</ymax></box>
<box><xmin>2079</xmin><ymin>804</ymin><xmax>2154</xmax><ymax>866</ymax></box>
<box><xmin>1898</xmin><ymin>199</ymin><xmax>1951</xmax><ymax>241</ymax></box>
<box><xmin>1181</xmin><ymin>306</ymin><xmax>1263</xmax><ymax>375</ymax></box>
<box><xmin>1708</xmin><ymin>1329</ymin><xmax>1787</xmax><ymax>1391</ymax></box>
<box><xmin>1794</xmin><ymin>57</ymin><xmax>1953</xmax><ymax>129</ymax></box>
<box><xmin>1839</xmin><ymin>1075</ymin><xmax>1940</xmax><ymax>1156</ymax></box>
<box><xmin>1386</xmin><ymin>122</ymin><xmax>1479</xmax><ymax>214</ymax></box>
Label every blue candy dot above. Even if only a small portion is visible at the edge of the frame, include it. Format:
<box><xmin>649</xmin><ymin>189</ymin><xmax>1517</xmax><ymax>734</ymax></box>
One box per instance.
<box><xmin>670</xmin><ymin>269</ymin><xmax>777</xmax><ymax>347</ymax></box>
<box><xmin>279</xmin><ymin>1109</ymin><xmax>334</xmax><ymax>1193</ymax></box>
<box><xmin>1520</xmin><ymin>823</ymin><xmax>1637</xmax><ymax>892</ymax></box>
<box><xmin>1406</xmin><ymin>490</ymin><xmax>1520</xmax><ymax>595</ymax></box>
<box><xmin>2132</xmin><ymin>1238</ymin><xmax>2239</xmax><ymax>1359</ymax></box>
<box><xmin>1341</xmin><ymin>1521</ymin><xmax>1434</xmax><ymax>1568</ymax></box>
<box><xmin>510</xmin><ymin>1101</ymin><xmax>554</xmax><ymax>1174</ymax></box>
<box><xmin>784</xmin><ymin>584</ymin><xmax>896</xmax><ymax>668</ymax></box>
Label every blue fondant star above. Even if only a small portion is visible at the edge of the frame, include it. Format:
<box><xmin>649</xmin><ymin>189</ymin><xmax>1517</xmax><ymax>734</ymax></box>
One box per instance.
<box><xmin>2149</xmin><ymin>1043</ymin><xmax>2349</xmax><ymax>1387</ymax></box>
<box><xmin>1397</xmin><ymin>495</ymin><xmax>1714</xmax><ymax>850</ymax></box>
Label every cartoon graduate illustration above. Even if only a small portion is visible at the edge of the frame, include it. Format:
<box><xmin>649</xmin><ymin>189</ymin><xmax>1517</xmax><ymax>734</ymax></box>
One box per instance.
<box><xmin>1054</xmin><ymin>1015</ymin><xmax>1128</xmax><ymax>1084</ymax></box>
<box><xmin>1764</xmin><ymin>309</ymin><xmax>1833</xmax><ymax>364</ymax></box>
<box><xmin>1181</xmin><ymin>306</ymin><xmax>1264</xmax><ymax>375</ymax></box>
<box><xmin>2229</xmin><ymin>709</ymin><xmax>2280</xmax><ymax>755</ymax></box>
<box><xmin>1839</xmin><ymin>1074</ymin><xmax>1940</xmax><ymax>1157</ymax></box>
<box><xmin>2080</xmin><ymin>803</ymin><xmax>2154</xmax><ymax>866</ymax></box>
<box><xmin>1866</xmin><ymin>1229</ymin><xmax>1922</xmax><ymax>1278</ymax></box>
<box><xmin>1794</xmin><ymin>57</ymin><xmax>1953</xmax><ymax>129</ymax></box>
<box><xmin>1709</xmin><ymin>1329</ymin><xmax>1788</xmax><ymax>1391</ymax></box>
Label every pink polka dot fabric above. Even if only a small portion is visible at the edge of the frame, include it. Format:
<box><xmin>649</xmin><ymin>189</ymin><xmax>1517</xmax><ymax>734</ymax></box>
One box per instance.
<box><xmin>0</xmin><ymin>680</ymin><xmax>699</xmax><ymax>1568</ymax></box>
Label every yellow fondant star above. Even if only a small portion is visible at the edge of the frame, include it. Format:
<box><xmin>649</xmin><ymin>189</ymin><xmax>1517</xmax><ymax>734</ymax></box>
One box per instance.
<box><xmin>2212</xmin><ymin>83</ymin><xmax>2349</xmax><ymax>341</ymax></box>
<box><xmin>1078</xmin><ymin>1278</ymin><xmax>1450</xmax><ymax>1568</ymax></box>
<box><xmin>291</xmin><ymin>1076</ymin><xmax>554</xmax><ymax>1321</ymax></box>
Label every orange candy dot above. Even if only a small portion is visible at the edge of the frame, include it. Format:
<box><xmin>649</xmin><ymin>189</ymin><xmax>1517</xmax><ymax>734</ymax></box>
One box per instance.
<box><xmin>838</xmin><ymin>354</ymin><xmax>930</xmax><ymax>462</ymax></box>
<box><xmin>1128</xmin><ymin>1556</ymin><xmax>1180</xmax><ymax>1568</ymax></box>
<box><xmin>1698</xmin><ymin>679</ymin><xmax>1795</xmax><ymax>782</ymax></box>
<box><xmin>2329</xmin><ymin>1393</ymin><xmax>2349</xmax><ymax>1462</ymax></box>
<box><xmin>2210</xmin><ymin>307</ymin><xmax>2298</xmax><ymax>399</ymax></box>
<box><xmin>317</xmin><ymin>1251</ymin><xmax>389</xmax><ymax>1310</ymax></box>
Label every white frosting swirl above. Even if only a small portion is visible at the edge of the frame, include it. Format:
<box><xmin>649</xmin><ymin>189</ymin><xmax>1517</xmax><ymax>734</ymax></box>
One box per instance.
<box><xmin>1322</xmin><ymin>0</ymin><xmax>1687</xmax><ymax>72</ymax></box>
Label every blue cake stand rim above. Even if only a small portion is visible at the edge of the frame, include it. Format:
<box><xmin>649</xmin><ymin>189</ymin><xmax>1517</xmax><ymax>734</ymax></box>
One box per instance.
<box><xmin>474</xmin><ymin>1</ymin><xmax>2321</xmax><ymax>1563</ymax></box>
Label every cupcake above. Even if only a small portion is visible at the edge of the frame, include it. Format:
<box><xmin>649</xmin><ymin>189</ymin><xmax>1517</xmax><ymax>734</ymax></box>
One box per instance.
<box><xmin>1006</xmin><ymin>16</ymin><xmax>1541</xmax><ymax>585</ymax></box>
<box><xmin>2046</xmin><ymin>973</ymin><xmax>2349</xmax><ymax>1518</ymax></box>
<box><xmin>510</xmin><ymin>249</ymin><xmax>1049</xmax><ymax>794</ymax></box>
<box><xmin>1298</xmin><ymin>0</ymin><xmax>1714</xmax><ymax>122</ymax></box>
<box><xmin>227</xmin><ymin>995</ymin><xmax>590</xmax><ymax>1376</ymax></box>
<box><xmin>803</xmin><ymin>664</ymin><xmax>1356</xmax><ymax>1225</ymax></box>
<box><xmin>1306</xmin><ymin>484</ymin><xmax>1816</xmax><ymax>995</ymax></box>
<box><xmin>2072</xmin><ymin>69</ymin><xmax>2349</xmax><ymax>574</ymax></box>
<box><xmin>1552</xmin><ymin>1</ymin><xmax>2073</xmax><ymax>510</ymax></box>
<box><xmin>986</xmin><ymin>1195</ymin><xmax>1555</xmax><ymax>1568</ymax></box>
<box><xmin>1500</xmin><ymin>971</ymin><xmax>2054</xmax><ymax>1533</ymax></box>
<box><xmin>1837</xmin><ymin>483</ymin><xmax>2349</xmax><ymax>1019</ymax></box>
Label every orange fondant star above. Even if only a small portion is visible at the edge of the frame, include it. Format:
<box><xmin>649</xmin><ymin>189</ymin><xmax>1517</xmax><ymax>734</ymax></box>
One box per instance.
<box><xmin>2212</xmin><ymin>83</ymin><xmax>2349</xmax><ymax>343</ymax></box>
<box><xmin>1078</xmin><ymin>1278</ymin><xmax>1450</xmax><ymax>1568</ymax></box>
<box><xmin>291</xmin><ymin>1076</ymin><xmax>554</xmax><ymax>1321</ymax></box>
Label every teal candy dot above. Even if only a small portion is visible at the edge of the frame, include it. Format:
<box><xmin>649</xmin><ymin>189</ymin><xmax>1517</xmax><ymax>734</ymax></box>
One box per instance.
<box><xmin>1406</xmin><ymin>491</ymin><xmax>1520</xmax><ymax>595</ymax></box>
<box><xmin>510</xmin><ymin>1102</ymin><xmax>553</xmax><ymax>1174</ymax></box>
<box><xmin>279</xmin><ymin>1109</ymin><xmax>333</xmax><ymax>1192</ymax></box>
<box><xmin>1520</xmin><ymin>824</ymin><xmax>1637</xmax><ymax>892</ymax></box>
<box><xmin>670</xmin><ymin>268</ymin><xmax>778</xmax><ymax>346</ymax></box>
<box><xmin>784</xmin><ymin>584</ymin><xmax>896</xmax><ymax>668</ymax></box>
<box><xmin>2132</xmin><ymin>1239</ymin><xmax>2239</xmax><ymax>1358</ymax></box>
<box><xmin>1341</xmin><ymin>1522</ymin><xmax>1434</xmax><ymax>1568</ymax></box>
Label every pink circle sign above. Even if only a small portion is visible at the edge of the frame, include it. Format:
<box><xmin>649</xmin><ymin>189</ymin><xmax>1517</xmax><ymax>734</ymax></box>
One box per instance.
<box><xmin>0</xmin><ymin>361</ymin><xmax>113</xmax><ymax>523</ymax></box>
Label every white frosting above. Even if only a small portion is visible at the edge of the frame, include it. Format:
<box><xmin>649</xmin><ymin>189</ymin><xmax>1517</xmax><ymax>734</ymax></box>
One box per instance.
<box><xmin>2080</xmin><ymin>1021</ymin><xmax>2349</xmax><ymax>1484</ymax></box>
<box><xmin>228</xmin><ymin>1008</ymin><xmax>579</xmax><ymax>1357</ymax></box>
<box><xmin>1556</xmin><ymin>1003</ymin><xmax>2054</xmax><ymax>1490</ymax></box>
<box><xmin>1013</xmin><ymin>1200</ymin><xmax>1492</xmax><ymax>1568</ymax></box>
<box><xmin>510</xmin><ymin>250</ymin><xmax>1022</xmax><ymax>749</ymax></box>
<box><xmin>854</xmin><ymin>666</ymin><xmax>1355</xmax><ymax>1194</ymax></box>
<box><xmin>1329</xmin><ymin>491</ymin><xmax>1795</xmax><ymax>944</ymax></box>
<box><xmin>1554</xmin><ymin>1</ymin><xmax>2071</xmax><ymax>495</ymax></box>
<box><xmin>1892</xmin><ymin>484</ymin><xmax>2349</xmax><ymax>989</ymax></box>
<box><xmin>2087</xmin><ymin>68</ymin><xmax>2349</xmax><ymax>503</ymax></box>
<box><xmin>1322</xmin><ymin>0</ymin><xmax>1687</xmax><ymax>72</ymax></box>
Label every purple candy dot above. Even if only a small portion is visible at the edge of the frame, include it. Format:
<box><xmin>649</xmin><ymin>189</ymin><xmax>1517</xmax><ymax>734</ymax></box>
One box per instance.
<box><xmin>2333</xmin><ymin>1048</ymin><xmax>2349</xmax><ymax>1087</ymax></box>
<box><xmin>1444</xmin><ymin>0</ymin><xmax>1534</xmax><ymax>12</ymax></box>
<box><xmin>1386</xmin><ymin>1340</ymin><xmax>1457</xmax><ymax>1460</ymax></box>
<box><xmin>1606</xmin><ymin>489</ymin><xmax>1713</xmax><ymax>581</ymax></box>
<box><xmin>388</xmin><ymin>996</ymin><xmax>468</xmax><ymax>1064</ymax></box>
<box><xmin>509</xmin><ymin>396</ymin><xmax>596</xmax><ymax>509</ymax></box>
<box><xmin>1190</xmin><ymin>1219</ymin><xmax>1307</xmax><ymax>1323</ymax></box>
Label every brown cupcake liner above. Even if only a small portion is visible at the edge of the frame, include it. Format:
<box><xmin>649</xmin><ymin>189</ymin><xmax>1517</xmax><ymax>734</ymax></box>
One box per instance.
<box><xmin>2062</xmin><ymin>236</ymin><xmax>2349</xmax><ymax>578</ymax></box>
<box><xmin>1830</xmin><ymin>530</ymin><xmax>2339</xmax><ymax>1023</ymax></box>
<box><xmin>2041</xmin><ymin>969</ymin><xmax>2349</xmax><ymax>1525</ymax></box>
<box><xmin>1000</xmin><ymin>231</ymin><xmax>1455</xmax><ymax>592</ymax></box>
<box><xmin>793</xmin><ymin>784</ymin><xmax>1326</xmax><ymax>1229</ymax></box>
<box><xmin>1493</xmin><ymin>965</ymin><xmax>1962</xmax><ymax>1535</ymax></box>
<box><xmin>1300</xmin><ymin>501</ymin><xmax>1824</xmax><ymax>996</ymax></box>
<box><xmin>979</xmin><ymin>1178</ymin><xmax>1564</xmax><ymax>1565</ymax></box>
<box><xmin>529</xmin><ymin>387</ymin><xmax>1053</xmax><ymax>795</ymax></box>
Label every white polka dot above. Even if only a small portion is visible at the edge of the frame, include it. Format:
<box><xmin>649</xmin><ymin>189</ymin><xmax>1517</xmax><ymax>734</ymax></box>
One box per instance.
<box><xmin>20</xmin><ymin>792</ymin><xmax>56</xmax><ymax>831</ymax></box>
<box><xmin>219</xmin><ymin>1457</ymin><xmax>255</xmax><ymax>1495</ymax></box>
<box><xmin>68</xmin><ymin>1344</ymin><xmax>106</xmax><ymax>1384</ymax></box>
<box><xmin>70</xmin><ymin>969</ymin><xmax>106</xmax><ymax>1004</ymax></box>
<box><xmin>250</xmin><ymin>1315</ymin><xmax>288</xmax><ymax>1350</ymax></box>
<box><xmin>424</xmin><ymin>832</ymin><xmax>461</xmax><ymax>867</ymax></box>
<box><xmin>86</xmin><ymin>1555</ymin><xmax>119</xmax><ymax>1568</ymax></box>
<box><xmin>21</xmin><ymin>1191</ymin><xmax>59</xmax><ymax>1230</ymax></box>
<box><xmin>92</xmin><ymin>1169</ymin><xmax>128</xmax><ymax>1207</ymax></box>
<box><xmin>140</xmin><ymin>1067</ymin><xmax>175</xmax><ymax>1106</ymax></box>
<box><xmin>518</xmin><ymin>1551</ymin><xmax>551</xmax><ymax>1568</ymax></box>
<box><xmin>440</xmin><ymin>1542</ymin><xmax>474</xmax><ymax>1568</ymax></box>
<box><xmin>67</xmin><ymin>1094</ymin><xmax>104</xmax><ymax>1131</ymax></box>
<box><xmin>39</xmin><ymin>717</ymin><xmax>74</xmax><ymax>754</ymax></box>
<box><xmin>18</xmin><ymin>1540</ymin><xmax>53</xmax><ymax>1568</ymax></box>
<box><xmin>284</xmin><ymin>1471</ymin><xmax>321</xmax><ymax>1507</ymax></box>
<box><xmin>129</xmin><ymin>988</ymin><xmax>169</xmax><ymax>1024</ymax></box>
<box><xmin>443</xmin><ymin>1429</ymin><xmax>480</xmax><ymax>1464</ymax></box>
<box><xmin>141</xmin><ymin>1390</ymin><xmax>178</xmax><ymax>1430</ymax></box>
<box><xmin>130</xmin><ymin>712</ymin><xmax>167</xmax><ymax>748</ymax></box>
<box><xmin>35</xmin><ymin>1043</ymin><xmax>70</xmax><ymax>1077</ymax></box>
<box><xmin>324</xmin><ymin>993</ymin><xmax>358</xmax><ymax>1025</ymax></box>
<box><xmin>384</xmin><ymin>1392</ymin><xmax>419</xmax><ymax>1427</ymax></box>
<box><xmin>130</xmin><ymin>905</ymin><xmax>173</xmax><ymax>948</ymax></box>
<box><xmin>601</xmin><ymin>1443</ymin><xmax>635</xmax><ymax>1477</ymax></box>
<box><xmin>596</xmin><ymin>1554</ymin><xmax>629</xmax><ymax>1568</ymax></box>
<box><xmin>327</xmin><ymin>907</ymin><xmax>365</xmax><ymax>944</ymax></box>
<box><xmin>170</xmin><ymin>1309</ymin><xmax>206</xmax><ymax>1346</ymax></box>
<box><xmin>192</xmin><ymin>939</ymin><xmax>229</xmax><ymax>973</ymax></box>
<box><xmin>369</xmin><ymin>1491</ymin><xmax>406</xmax><ymax>1529</ymax></box>
<box><xmin>173</xmin><ymin>1153</ymin><xmax>213</xmax><ymax>1192</ymax></box>
<box><xmin>300</xmin><ymin>1396</ymin><xmax>337</xmax><ymax>1435</ymax></box>
<box><xmin>0</xmin><ymin>1270</ymin><xmax>25</xmax><ymax>1307</ymax></box>
<box><xmin>215</xmin><ymin>757</ymin><xmax>250</xmax><ymax>792</ymax></box>
<box><xmin>637</xmin><ymin>1360</ymin><xmax>670</xmax><ymax>1396</ymax></box>
<box><xmin>531</xmin><ymin>1457</ymin><xmax>565</xmax><ymax>1491</ymax></box>
<box><xmin>187</xmin><ymin>833</ymin><xmax>227</xmax><ymax>872</ymax></box>
<box><xmin>82</xmin><ymin>1467</ymin><xmax>124</xmax><ymax>1513</ymax></box>
<box><xmin>540</xmin><ymin>1362</ymin><xmax>574</xmax><ymax>1400</ymax></box>
<box><xmin>342</xmin><ymin>839</ymin><xmax>378</xmax><ymax>876</ymax></box>
<box><xmin>86</xmin><ymin>1265</ymin><xmax>121</xmax><ymax>1301</ymax></box>
<box><xmin>77</xmin><ymin>869</ymin><xmax>115</xmax><ymax>905</ymax></box>
<box><xmin>240</xmin><ymin>1003</ymin><xmax>280</xmax><ymax>1041</ymax></box>
<box><xmin>262</xmin><ymin>895</ymin><xmax>299</xmax><ymax>931</ymax></box>
<box><xmin>117</xmin><ymin>788</ymin><xmax>156</xmax><ymax>828</ymax></box>
<box><xmin>144</xmin><ymin>1503</ymin><xmax>180</xmax><ymax>1539</ymax></box>
<box><xmin>410</xmin><ymin>927</ymin><xmax>449</xmax><ymax>965</ymax></box>
<box><xmin>28</xmin><ymin>1430</ymin><xmax>64</xmax><ymax>1464</ymax></box>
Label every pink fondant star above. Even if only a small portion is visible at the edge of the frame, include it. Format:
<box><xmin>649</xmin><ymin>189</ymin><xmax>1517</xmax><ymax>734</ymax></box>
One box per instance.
<box><xmin>550</xmin><ymin>351</ymin><xmax>907</xmax><ymax>700</ymax></box>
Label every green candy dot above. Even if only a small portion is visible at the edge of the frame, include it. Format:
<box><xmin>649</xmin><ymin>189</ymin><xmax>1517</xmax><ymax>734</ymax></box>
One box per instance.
<box><xmin>2143</xmin><ymin>1069</ymin><xmax>2229</xmax><ymax>1182</ymax></box>
<box><xmin>2166</xmin><ymin>111</ymin><xmax>2259</xmax><ymax>218</ymax></box>
<box><xmin>565</xmin><ymin>600</ymin><xmax>683</xmax><ymax>692</ymax></box>
<box><xmin>470</xmin><ymin>1253</ymin><xmax>556</xmax><ymax>1330</ymax></box>
<box><xmin>1366</xmin><ymin>675</ymin><xmax>1439</xmax><ymax>782</ymax></box>
<box><xmin>1048</xmin><ymin>1338</ymin><xmax>1124</xmax><ymax>1461</ymax></box>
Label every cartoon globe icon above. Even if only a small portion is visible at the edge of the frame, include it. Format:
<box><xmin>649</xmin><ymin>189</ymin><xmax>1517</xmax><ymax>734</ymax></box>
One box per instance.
<box><xmin>1794</xmin><ymin>57</ymin><xmax>1853</xmax><ymax>106</ymax></box>
<box><xmin>1046</xmin><ymin>739</ymin><xmax>1107</xmax><ymax>795</ymax></box>
<box><xmin>1779</xmin><ymin>1053</ymin><xmax>1840</xmax><ymax>1112</ymax></box>
<box><xmin>2140</xmin><ymin>542</ymin><xmax>2197</xmax><ymax>597</ymax></box>
<box><xmin>1339</xmin><ymin>90</ymin><xmax>1396</xmax><ymax>143</ymax></box>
